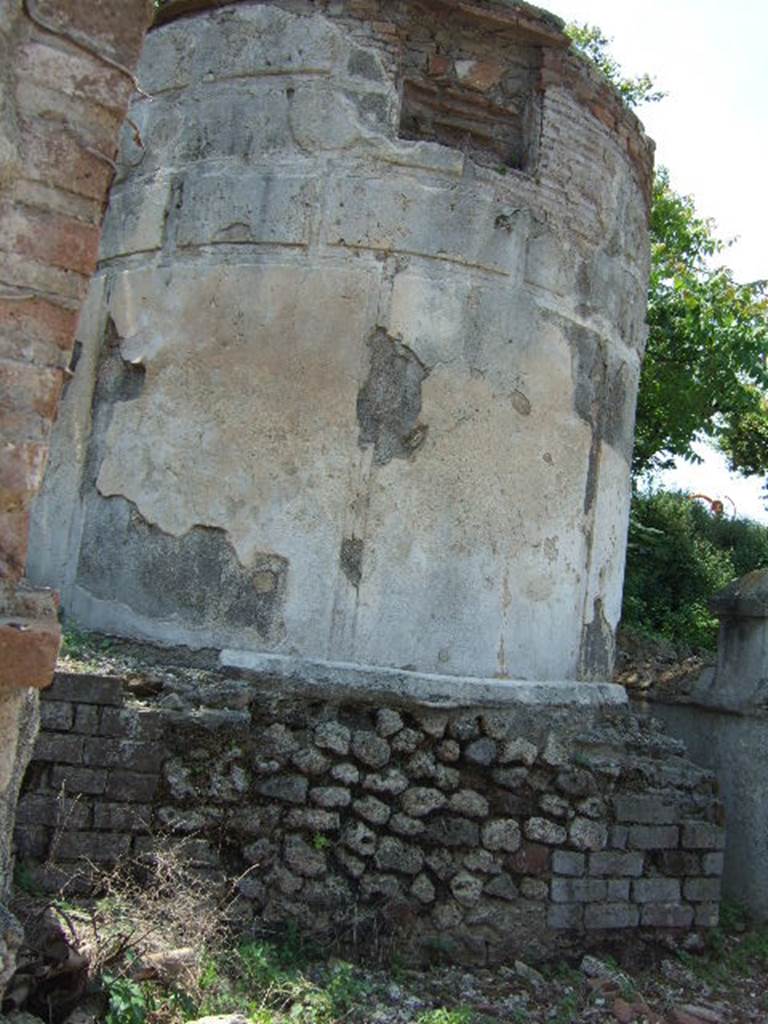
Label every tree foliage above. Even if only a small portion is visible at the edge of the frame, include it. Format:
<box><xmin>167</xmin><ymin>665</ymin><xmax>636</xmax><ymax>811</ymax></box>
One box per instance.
<box><xmin>623</xmin><ymin>490</ymin><xmax>768</xmax><ymax>650</ymax></box>
<box><xmin>635</xmin><ymin>172</ymin><xmax>768</xmax><ymax>473</ymax></box>
<box><xmin>566</xmin><ymin>24</ymin><xmax>768</xmax><ymax>478</ymax></box>
<box><xmin>565</xmin><ymin>23</ymin><xmax>665</xmax><ymax>107</ymax></box>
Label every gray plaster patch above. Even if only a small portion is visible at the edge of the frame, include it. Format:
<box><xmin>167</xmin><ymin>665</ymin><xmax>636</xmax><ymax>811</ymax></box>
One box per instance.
<box><xmin>76</xmin><ymin>495</ymin><xmax>287</xmax><ymax>641</ymax></box>
<box><xmin>340</xmin><ymin>537</ymin><xmax>364</xmax><ymax>589</ymax></box>
<box><xmin>357</xmin><ymin>328</ymin><xmax>429</xmax><ymax>465</ymax></box>
<box><xmin>579</xmin><ymin>598</ymin><xmax>614</xmax><ymax>681</ymax></box>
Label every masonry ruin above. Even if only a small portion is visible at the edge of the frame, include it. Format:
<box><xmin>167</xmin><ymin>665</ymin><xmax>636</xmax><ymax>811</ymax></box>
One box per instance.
<box><xmin>5</xmin><ymin>0</ymin><xmax>726</xmax><ymax>973</ymax></box>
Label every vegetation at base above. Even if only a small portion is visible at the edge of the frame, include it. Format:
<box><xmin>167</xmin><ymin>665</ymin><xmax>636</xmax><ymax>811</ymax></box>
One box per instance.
<box><xmin>621</xmin><ymin>490</ymin><xmax>768</xmax><ymax>651</ymax></box>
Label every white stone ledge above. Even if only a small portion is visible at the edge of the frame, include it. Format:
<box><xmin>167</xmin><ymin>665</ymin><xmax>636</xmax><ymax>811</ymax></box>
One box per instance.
<box><xmin>219</xmin><ymin>649</ymin><xmax>628</xmax><ymax>708</ymax></box>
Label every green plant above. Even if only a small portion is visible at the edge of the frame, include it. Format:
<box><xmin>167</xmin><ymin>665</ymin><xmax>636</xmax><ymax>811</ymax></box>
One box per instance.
<box><xmin>60</xmin><ymin>625</ymin><xmax>114</xmax><ymax>665</ymax></box>
<box><xmin>312</xmin><ymin>833</ymin><xmax>330</xmax><ymax>852</ymax></box>
<box><xmin>417</xmin><ymin>1007</ymin><xmax>475</xmax><ymax>1024</ymax></box>
<box><xmin>103</xmin><ymin>974</ymin><xmax>152</xmax><ymax>1024</ymax></box>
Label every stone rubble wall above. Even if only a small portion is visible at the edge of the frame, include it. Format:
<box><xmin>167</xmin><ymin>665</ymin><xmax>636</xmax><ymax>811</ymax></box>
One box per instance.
<box><xmin>17</xmin><ymin>668</ymin><xmax>724</xmax><ymax>964</ymax></box>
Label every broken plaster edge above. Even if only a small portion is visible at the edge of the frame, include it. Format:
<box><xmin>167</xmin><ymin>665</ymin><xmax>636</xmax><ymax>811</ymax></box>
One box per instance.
<box><xmin>219</xmin><ymin>649</ymin><xmax>628</xmax><ymax>708</ymax></box>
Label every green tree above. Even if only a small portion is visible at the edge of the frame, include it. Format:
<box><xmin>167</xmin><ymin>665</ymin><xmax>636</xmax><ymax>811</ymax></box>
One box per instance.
<box><xmin>635</xmin><ymin>172</ymin><xmax>768</xmax><ymax>473</ymax></box>
<box><xmin>565</xmin><ymin>23</ymin><xmax>665</xmax><ymax>107</ymax></box>
<box><xmin>566</xmin><ymin>24</ymin><xmax>768</xmax><ymax>478</ymax></box>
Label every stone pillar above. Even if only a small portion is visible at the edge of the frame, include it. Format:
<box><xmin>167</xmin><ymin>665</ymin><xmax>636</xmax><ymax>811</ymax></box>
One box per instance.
<box><xmin>29</xmin><ymin>0</ymin><xmax>654</xmax><ymax>690</ymax></box>
<box><xmin>642</xmin><ymin>569</ymin><xmax>768</xmax><ymax>919</ymax></box>
<box><xmin>0</xmin><ymin>0</ymin><xmax>154</xmax><ymax>987</ymax></box>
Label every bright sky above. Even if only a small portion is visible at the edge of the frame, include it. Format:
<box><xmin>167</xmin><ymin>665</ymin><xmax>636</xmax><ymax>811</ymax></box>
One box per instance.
<box><xmin>550</xmin><ymin>0</ymin><xmax>768</xmax><ymax>522</ymax></box>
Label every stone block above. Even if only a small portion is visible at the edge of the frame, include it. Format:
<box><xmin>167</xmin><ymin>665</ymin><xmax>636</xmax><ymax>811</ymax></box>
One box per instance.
<box><xmin>14</xmin><ymin>825</ymin><xmax>49</xmax><ymax>859</ymax></box>
<box><xmin>375</xmin><ymin>837</ymin><xmax>424</xmax><ymax>875</ymax></box>
<box><xmin>105</xmin><ymin>771</ymin><xmax>160</xmax><ymax>802</ymax></box>
<box><xmin>255</xmin><ymin>774</ymin><xmax>308</xmax><ymax>804</ymax></box>
<box><xmin>552</xmin><ymin>850</ymin><xmax>585</xmax><ymax>877</ymax></box>
<box><xmin>314</xmin><ymin>721</ymin><xmax>351</xmax><ymax>756</ymax></box>
<box><xmin>33</xmin><ymin>733</ymin><xmax>84</xmax><ymax>764</ymax></box>
<box><xmin>613</xmin><ymin>794</ymin><xmax>679</xmax><ymax>824</ymax></box>
<box><xmin>46</xmin><ymin>673</ymin><xmax>123</xmax><ymax>705</ymax></box>
<box><xmin>73</xmin><ymin>704</ymin><xmax>100</xmax><ymax>734</ymax></box>
<box><xmin>702</xmin><ymin>852</ymin><xmax>724</xmax><ymax>876</ymax></box>
<box><xmin>83</xmin><ymin>738</ymin><xmax>164</xmax><ymax>772</ymax></box>
<box><xmin>550</xmin><ymin>878</ymin><xmax>603</xmax><ymax>903</ymax></box>
<box><xmin>0</xmin><ymin>616</ymin><xmax>60</xmax><ymax>689</ymax></box>
<box><xmin>655</xmin><ymin>851</ymin><xmax>701</xmax><ymax>876</ymax></box>
<box><xmin>326</xmin><ymin>176</ymin><xmax>528</xmax><ymax>277</ymax></box>
<box><xmin>627</xmin><ymin>826</ymin><xmax>679</xmax><ymax>850</ymax></box>
<box><xmin>569</xmin><ymin>817</ymin><xmax>608</xmax><ymax>851</ymax></box>
<box><xmin>55</xmin><ymin>830</ymin><xmax>131</xmax><ymax>862</ymax></box>
<box><xmin>100</xmin><ymin>178</ymin><xmax>170</xmax><ymax>259</ymax></box>
<box><xmin>631</xmin><ymin>878</ymin><xmax>681</xmax><ymax>904</ymax></box>
<box><xmin>525</xmin><ymin>817</ymin><xmax>567</xmax><ymax>845</ymax></box>
<box><xmin>175</xmin><ymin>169</ymin><xmax>313</xmax><ymax>250</ymax></box>
<box><xmin>351</xmin><ymin>731</ymin><xmax>391</xmax><ymax>769</ymax></box>
<box><xmin>584</xmin><ymin>903</ymin><xmax>639</xmax><ymax>930</ymax></box>
<box><xmin>51</xmin><ymin>765</ymin><xmax>108</xmax><ymax>796</ymax></box>
<box><xmin>93</xmin><ymin>802</ymin><xmax>153</xmax><ymax>831</ymax></box>
<box><xmin>39</xmin><ymin>701</ymin><xmax>73</xmax><ymax>731</ymax></box>
<box><xmin>310</xmin><ymin>786</ymin><xmax>351</xmax><ymax>809</ymax></box>
<box><xmin>683</xmin><ymin>878</ymin><xmax>722</xmax><ymax>902</ymax></box>
<box><xmin>99</xmin><ymin>707</ymin><xmax>163</xmax><ymax>741</ymax></box>
<box><xmin>425</xmin><ymin>816</ymin><xmax>480</xmax><ymax>848</ymax></box>
<box><xmin>548</xmin><ymin>904</ymin><xmax>583</xmax><ymax>930</ymax></box>
<box><xmin>589</xmin><ymin>852</ymin><xmax>644</xmax><ymax>877</ymax></box>
<box><xmin>640</xmin><ymin>903</ymin><xmax>694</xmax><ymax>928</ymax></box>
<box><xmin>681</xmin><ymin>822</ymin><xmax>725</xmax><ymax>851</ymax></box>
<box><xmin>482</xmin><ymin>819</ymin><xmax>522</xmax><ymax>853</ymax></box>
<box><xmin>15</xmin><ymin>794</ymin><xmax>91</xmax><ymax>829</ymax></box>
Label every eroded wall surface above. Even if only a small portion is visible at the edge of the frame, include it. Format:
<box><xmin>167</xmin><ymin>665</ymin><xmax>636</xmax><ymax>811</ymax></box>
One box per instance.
<box><xmin>29</xmin><ymin>0</ymin><xmax>653</xmax><ymax>682</ymax></box>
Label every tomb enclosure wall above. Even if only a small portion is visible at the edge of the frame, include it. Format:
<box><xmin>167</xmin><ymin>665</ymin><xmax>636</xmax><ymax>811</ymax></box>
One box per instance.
<box><xmin>29</xmin><ymin>0</ymin><xmax>655</xmax><ymax>686</ymax></box>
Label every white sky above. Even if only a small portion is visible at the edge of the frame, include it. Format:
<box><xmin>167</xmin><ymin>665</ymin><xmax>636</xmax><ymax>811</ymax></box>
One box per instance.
<box><xmin>550</xmin><ymin>0</ymin><xmax>768</xmax><ymax>522</ymax></box>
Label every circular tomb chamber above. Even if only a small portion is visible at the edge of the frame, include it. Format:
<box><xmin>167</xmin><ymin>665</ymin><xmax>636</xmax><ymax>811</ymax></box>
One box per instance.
<box><xmin>29</xmin><ymin>0</ymin><xmax>654</xmax><ymax>685</ymax></box>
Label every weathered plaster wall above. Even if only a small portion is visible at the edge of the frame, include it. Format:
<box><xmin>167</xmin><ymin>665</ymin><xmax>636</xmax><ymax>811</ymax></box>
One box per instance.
<box><xmin>29</xmin><ymin>0</ymin><xmax>654</xmax><ymax>684</ymax></box>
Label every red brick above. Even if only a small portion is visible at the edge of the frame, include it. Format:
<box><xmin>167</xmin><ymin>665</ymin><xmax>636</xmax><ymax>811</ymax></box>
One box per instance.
<box><xmin>17</xmin><ymin>41</ymin><xmax>133</xmax><ymax>114</ymax></box>
<box><xmin>0</xmin><ymin>509</ymin><xmax>31</xmax><ymax>579</ymax></box>
<box><xmin>0</xmin><ymin>360</ymin><xmax>64</xmax><ymax>424</ymax></box>
<box><xmin>0</xmin><ymin>202</ymin><xmax>101</xmax><ymax>277</ymax></box>
<box><xmin>0</xmin><ymin>296</ymin><xmax>78</xmax><ymax>351</ymax></box>
<box><xmin>0</xmin><ymin>250</ymin><xmax>90</xmax><ymax>302</ymax></box>
<box><xmin>506</xmin><ymin>842</ymin><xmax>551</xmax><ymax>876</ymax></box>
<box><xmin>0</xmin><ymin>616</ymin><xmax>60</xmax><ymax>689</ymax></box>
<box><xmin>455</xmin><ymin>60</ymin><xmax>504</xmax><ymax>92</ymax></box>
<box><xmin>427</xmin><ymin>55</ymin><xmax>453</xmax><ymax>79</ymax></box>
<box><xmin>0</xmin><ymin>440</ymin><xmax>49</xmax><ymax>509</ymax></box>
<box><xmin>21</xmin><ymin>117</ymin><xmax>114</xmax><ymax>202</ymax></box>
<box><xmin>30</xmin><ymin>0</ymin><xmax>154</xmax><ymax>68</ymax></box>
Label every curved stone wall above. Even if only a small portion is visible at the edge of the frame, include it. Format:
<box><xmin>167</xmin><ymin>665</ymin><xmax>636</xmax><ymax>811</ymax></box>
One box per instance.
<box><xmin>29</xmin><ymin>0</ymin><xmax>654</xmax><ymax>683</ymax></box>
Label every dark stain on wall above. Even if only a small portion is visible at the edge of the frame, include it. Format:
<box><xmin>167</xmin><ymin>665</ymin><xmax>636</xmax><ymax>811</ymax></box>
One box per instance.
<box><xmin>76</xmin><ymin>494</ymin><xmax>288</xmax><ymax>640</ymax></box>
<box><xmin>340</xmin><ymin>537</ymin><xmax>364</xmax><ymax>588</ymax></box>
<box><xmin>357</xmin><ymin>327</ymin><xmax>430</xmax><ymax>466</ymax></box>
<box><xmin>579</xmin><ymin>597</ymin><xmax>614</xmax><ymax>680</ymax></box>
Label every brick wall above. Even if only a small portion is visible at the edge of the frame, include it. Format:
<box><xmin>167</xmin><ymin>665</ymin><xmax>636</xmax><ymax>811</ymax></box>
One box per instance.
<box><xmin>0</xmin><ymin>0</ymin><xmax>154</xmax><ymax>687</ymax></box>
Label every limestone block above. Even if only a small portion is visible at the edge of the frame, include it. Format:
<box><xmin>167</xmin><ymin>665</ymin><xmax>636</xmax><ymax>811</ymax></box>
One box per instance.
<box><xmin>326</xmin><ymin>176</ymin><xmax>529</xmax><ymax>277</ymax></box>
<box><xmin>175</xmin><ymin>169</ymin><xmax>314</xmax><ymax>249</ymax></box>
